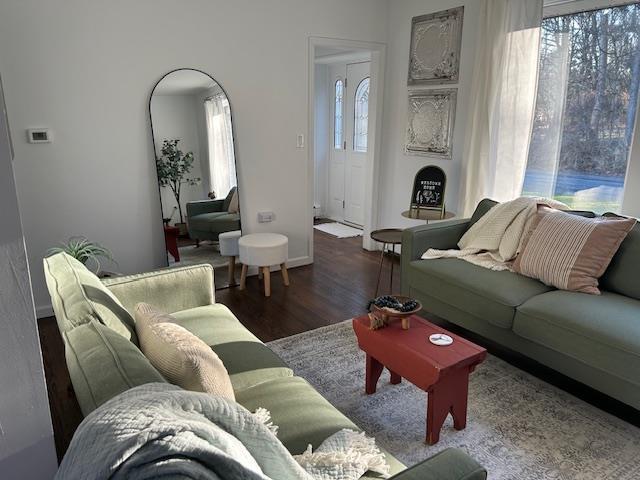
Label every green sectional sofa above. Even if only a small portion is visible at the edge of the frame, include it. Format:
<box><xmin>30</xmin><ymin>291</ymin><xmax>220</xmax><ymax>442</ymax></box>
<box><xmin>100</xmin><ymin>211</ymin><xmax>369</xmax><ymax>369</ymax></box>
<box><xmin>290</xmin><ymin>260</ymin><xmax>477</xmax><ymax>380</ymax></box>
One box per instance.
<box><xmin>186</xmin><ymin>186</ymin><xmax>240</xmax><ymax>242</ymax></box>
<box><xmin>401</xmin><ymin>199</ymin><xmax>640</xmax><ymax>411</ymax></box>
<box><xmin>43</xmin><ymin>252</ymin><xmax>486</xmax><ymax>479</ymax></box>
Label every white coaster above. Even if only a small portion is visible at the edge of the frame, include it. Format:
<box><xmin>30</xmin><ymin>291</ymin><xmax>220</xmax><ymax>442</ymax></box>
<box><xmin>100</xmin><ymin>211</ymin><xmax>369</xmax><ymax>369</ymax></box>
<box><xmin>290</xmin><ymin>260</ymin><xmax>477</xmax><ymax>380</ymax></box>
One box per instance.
<box><xmin>429</xmin><ymin>333</ymin><xmax>453</xmax><ymax>346</ymax></box>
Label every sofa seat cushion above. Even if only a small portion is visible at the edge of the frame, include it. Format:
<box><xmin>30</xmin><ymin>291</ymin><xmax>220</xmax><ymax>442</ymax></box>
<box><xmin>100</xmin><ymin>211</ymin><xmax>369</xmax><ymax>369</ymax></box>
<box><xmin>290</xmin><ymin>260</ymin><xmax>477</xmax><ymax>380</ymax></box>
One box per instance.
<box><xmin>514</xmin><ymin>290</ymin><xmax>640</xmax><ymax>385</ymax></box>
<box><xmin>188</xmin><ymin>212</ymin><xmax>228</xmax><ymax>230</ymax></box>
<box><xmin>235</xmin><ymin>376</ymin><xmax>405</xmax><ymax>478</ymax></box>
<box><xmin>408</xmin><ymin>258</ymin><xmax>553</xmax><ymax>329</ymax></box>
<box><xmin>189</xmin><ymin>212</ymin><xmax>240</xmax><ymax>233</ymax></box>
<box><xmin>170</xmin><ymin>305</ymin><xmax>293</xmax><ymax>391</ymax></box>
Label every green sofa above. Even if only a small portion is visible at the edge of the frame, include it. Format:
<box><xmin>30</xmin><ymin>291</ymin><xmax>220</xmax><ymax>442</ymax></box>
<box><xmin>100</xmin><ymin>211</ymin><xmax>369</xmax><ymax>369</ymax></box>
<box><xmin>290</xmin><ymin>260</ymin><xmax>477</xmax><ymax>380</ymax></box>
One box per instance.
<box><xmin>43</xmin><ymin>252</ymin><xmax>486</xmax><ymax>479</ymax></box>
<box><xmin>186</xmin><ymin>186</ymin><xmax>240</xmax><ymax>242</ymax></box>
<box><xmin>401</xmin><ymin>199</ymin><xmax>640</xmax><ymax>411</ymax></box>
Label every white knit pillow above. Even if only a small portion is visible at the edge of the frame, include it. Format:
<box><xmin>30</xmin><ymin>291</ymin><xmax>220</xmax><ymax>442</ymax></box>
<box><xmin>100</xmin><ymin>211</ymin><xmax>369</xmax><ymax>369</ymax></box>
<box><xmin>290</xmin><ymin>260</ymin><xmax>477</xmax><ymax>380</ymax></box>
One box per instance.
<box><xmin>134</xmin><ymin>303</ymin><xmax>235</xmax><ymax>400</ymax></box>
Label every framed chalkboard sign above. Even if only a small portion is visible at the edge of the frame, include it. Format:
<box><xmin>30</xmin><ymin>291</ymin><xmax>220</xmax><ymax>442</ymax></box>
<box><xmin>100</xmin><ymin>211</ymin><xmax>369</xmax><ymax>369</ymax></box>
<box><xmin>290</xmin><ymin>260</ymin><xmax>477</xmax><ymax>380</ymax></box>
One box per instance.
<box><xmin>408</xmin><ymin>165</ymin><xmax>446</xmax><ymax>219</ymax></box>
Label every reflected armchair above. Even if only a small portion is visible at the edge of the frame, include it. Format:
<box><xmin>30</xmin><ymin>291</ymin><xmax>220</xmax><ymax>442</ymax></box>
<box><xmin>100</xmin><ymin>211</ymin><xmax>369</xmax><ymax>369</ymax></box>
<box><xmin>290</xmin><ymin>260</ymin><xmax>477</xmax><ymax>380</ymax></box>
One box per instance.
<box><xmin>186</xmin><ymin>187</ymin><xmax>240</xmax><ymax>243</ymax></box>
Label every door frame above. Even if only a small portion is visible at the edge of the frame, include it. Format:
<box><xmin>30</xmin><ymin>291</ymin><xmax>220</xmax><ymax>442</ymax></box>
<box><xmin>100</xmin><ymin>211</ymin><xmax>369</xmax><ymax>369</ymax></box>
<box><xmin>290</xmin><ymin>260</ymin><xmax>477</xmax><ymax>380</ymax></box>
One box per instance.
<box><xmin>307</xmin><ymin>36</ymin><xmax>387</xmax><ymax>260</ymax></box>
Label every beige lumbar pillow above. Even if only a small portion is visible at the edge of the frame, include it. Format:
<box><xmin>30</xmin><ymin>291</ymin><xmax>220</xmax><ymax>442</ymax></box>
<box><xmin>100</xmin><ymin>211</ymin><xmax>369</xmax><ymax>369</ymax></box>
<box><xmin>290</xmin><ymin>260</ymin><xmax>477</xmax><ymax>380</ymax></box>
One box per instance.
<box><xmin>513</xmin><ymin>207</ymin><xmax>636</xmax><ymax>294</ymax></box>
<box><xmin>134</xmin><ymin>303</ymin><xmax>235</xmax><ymax>400</ymax></box>
<box><xmin>227</xmin><ymin>189</ymin><xmax>239</xmax><ymax>214</ymax></box>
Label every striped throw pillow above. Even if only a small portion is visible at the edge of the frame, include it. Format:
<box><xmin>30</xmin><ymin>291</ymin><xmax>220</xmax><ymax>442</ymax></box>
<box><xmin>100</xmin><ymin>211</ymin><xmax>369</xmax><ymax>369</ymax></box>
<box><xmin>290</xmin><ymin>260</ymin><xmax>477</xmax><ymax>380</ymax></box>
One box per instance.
<box><xmin>513</xmin><ymin>207</ymin><xmax>636</xmax><ymax>294</ymax></box>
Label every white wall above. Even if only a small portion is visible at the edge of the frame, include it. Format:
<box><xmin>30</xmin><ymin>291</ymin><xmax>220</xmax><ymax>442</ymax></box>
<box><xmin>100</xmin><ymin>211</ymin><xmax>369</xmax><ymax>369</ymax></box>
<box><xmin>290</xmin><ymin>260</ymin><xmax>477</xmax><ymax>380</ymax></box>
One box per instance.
<box><xmin>377</xmin><ymin>0</ymin><xmax>481</xmax><ymax>230</ymax></box>
<box><xmin>0</xmin><ymin>74</ymin><xmax>57</xmax><ymax>478</ymax></box>
<box><xmin>150</xmin><ymin>94</ymin><xmax>205</xmax><ymax>222</ymax></box>
<box><xmin>0</xmin><ymin>0</ymin><xmax>388</xmax><ymax>315</ymax></box>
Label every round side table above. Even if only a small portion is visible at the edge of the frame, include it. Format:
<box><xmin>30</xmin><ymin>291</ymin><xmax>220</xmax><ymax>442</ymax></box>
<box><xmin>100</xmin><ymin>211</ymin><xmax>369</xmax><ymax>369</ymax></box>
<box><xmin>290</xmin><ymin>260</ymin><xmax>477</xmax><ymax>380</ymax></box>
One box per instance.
<box><xmin>370</xmin><ymin>228</ymin><xmax>403</xmax><ymax>298</ymax></box>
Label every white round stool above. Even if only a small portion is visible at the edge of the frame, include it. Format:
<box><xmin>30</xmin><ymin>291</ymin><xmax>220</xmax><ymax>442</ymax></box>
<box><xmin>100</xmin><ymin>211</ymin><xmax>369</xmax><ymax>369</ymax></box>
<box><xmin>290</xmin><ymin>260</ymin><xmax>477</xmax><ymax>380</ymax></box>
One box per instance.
<box><xmin>219</xmin><ymin>230</ymin><xmax>242</xmax><ymax>286</ymax></box>
<box><xmin>238</xmin><ymin>233</ymin><xmax>289</xmax><ymax>297</ymax></box>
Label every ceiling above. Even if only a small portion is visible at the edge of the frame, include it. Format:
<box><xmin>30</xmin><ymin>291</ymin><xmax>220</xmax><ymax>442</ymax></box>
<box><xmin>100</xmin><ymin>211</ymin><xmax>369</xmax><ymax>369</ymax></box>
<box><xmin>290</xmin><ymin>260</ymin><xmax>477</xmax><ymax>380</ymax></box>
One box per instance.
<box><xmin>153</xmin><ymin>69</ymin><xmax>219</xmax><ymax>95</ymax></box>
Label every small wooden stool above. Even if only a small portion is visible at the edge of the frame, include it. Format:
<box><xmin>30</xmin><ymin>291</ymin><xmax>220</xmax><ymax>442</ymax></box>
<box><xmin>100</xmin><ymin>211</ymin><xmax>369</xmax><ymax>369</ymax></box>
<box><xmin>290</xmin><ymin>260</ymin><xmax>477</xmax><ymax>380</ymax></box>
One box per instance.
<box><xmin>219</xmin><ymin>230</ymin><xmax>241</xmax><ymax>286</ymax></box>
<box><xmin>238</xmin><ymin>233</ymin><xmax>289</xmax><ymax>297</ymax></box>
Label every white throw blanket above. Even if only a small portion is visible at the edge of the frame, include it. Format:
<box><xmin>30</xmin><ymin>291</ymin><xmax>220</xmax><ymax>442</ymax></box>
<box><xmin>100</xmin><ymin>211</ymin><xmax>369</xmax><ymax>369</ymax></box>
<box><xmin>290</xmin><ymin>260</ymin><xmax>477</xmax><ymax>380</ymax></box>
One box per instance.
<box><xmin>422</xmin><ymin>197</ymin><xmax>567</xmax><ymax>270</ymax></box>
<box><xmin>56</xmin><ymin>383</ymin><xmax>389</xmax><ymax>480</ymax></box>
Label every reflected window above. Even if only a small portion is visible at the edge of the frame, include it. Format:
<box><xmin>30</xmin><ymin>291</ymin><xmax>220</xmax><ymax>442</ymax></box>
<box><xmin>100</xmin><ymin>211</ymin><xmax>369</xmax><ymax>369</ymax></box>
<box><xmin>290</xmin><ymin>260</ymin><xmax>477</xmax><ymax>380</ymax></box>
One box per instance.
<box><xmin>334</xmin><ymin>79</ymin><xmax>344</xmax><ymax>149</ymax></box>
<box><xmin>354</xmin><ymin>77</ymin><xmax>370</xmax><ymax>153</ymax></box>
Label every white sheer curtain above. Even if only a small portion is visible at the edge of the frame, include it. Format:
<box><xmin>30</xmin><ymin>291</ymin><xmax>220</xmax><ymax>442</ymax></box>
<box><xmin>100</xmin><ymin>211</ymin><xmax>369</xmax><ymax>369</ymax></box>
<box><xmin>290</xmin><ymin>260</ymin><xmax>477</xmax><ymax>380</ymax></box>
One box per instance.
<box><xmin>459</xmin><ymin>0</ymin><xmax>543</xmax><ymax>216</ymax></box>
<box><xmin>204</xmin><ymin>94</ymin><xmax>237</xmax><ymax>199</ymax></box>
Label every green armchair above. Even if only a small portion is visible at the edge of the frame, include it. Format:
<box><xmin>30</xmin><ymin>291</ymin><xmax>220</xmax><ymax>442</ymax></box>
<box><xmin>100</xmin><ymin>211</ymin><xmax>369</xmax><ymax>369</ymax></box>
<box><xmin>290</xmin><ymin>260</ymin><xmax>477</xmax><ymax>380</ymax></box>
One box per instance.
<box><xmin>186</xmin><ymin>187</ymin><xmax>240</xmax><ymax>242</ymax></box>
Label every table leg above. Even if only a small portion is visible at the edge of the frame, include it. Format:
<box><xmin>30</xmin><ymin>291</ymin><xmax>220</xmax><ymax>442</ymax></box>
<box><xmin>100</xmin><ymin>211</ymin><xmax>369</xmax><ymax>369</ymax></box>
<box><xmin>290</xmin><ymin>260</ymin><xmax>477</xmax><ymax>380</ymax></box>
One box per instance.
<box><xmin>374</xmin><ymin>243</ymin><xmax>386</xmax><ymax>298</ymax></box>
<box><xmin>389</xmin><ymin>370</ymin><xmax>402</xmax><ymax>385</ymax></box>
<box><xmin>365</xmin><ymin>355</ymin><xmax>384</xmax><ymax>394</ymax></box>
<box><xmin>389</xmin><ymin>243</ymin><xmax>395</xmax><ymax>293</ymax></box>
<box><xmin>425</xmin><ymin>369</ymin><xmax>470</xmax><ymax>445</ymax></box>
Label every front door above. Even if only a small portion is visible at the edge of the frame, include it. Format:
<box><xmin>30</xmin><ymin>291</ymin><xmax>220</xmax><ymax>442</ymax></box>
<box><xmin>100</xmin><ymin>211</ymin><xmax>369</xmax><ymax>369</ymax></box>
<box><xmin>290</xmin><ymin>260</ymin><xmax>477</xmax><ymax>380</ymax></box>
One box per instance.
<box><xmin>328</xmin><ymin>61</ymin><xmax>370</xmax><ymax>226</ymax></box>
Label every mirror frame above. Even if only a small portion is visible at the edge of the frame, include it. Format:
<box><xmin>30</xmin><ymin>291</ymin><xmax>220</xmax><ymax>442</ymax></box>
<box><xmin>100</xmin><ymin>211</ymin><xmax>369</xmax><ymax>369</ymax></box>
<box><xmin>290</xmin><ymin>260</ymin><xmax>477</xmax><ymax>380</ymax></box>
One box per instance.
<box><xmin>149</xmin><ymin>68</ymin><xmax>241</xmax><ymax>268</ymax></box>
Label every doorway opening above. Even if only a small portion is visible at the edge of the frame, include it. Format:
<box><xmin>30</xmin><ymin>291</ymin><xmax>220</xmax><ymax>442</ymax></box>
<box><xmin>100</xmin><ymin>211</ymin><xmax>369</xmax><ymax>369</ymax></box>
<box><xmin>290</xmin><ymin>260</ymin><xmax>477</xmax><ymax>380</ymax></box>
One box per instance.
<box><xmin>308</xmin><ymin>38</ymin><xmax>386</xmax><ymax>254</ymax></box>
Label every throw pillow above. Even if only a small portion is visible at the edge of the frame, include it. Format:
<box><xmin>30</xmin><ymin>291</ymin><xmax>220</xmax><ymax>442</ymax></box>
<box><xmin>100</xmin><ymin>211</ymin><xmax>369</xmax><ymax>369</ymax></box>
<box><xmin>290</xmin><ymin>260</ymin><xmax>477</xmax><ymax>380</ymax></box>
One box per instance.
<box><xmin>227</xmin><ymin>189</ymin><xmax>239</xmax><ymax>214</ymax></box>
<box><xmin>513</xmin><ymin>207</ymin><xmax>636</xmax><ymax>294</ymax></box>
<box><xmin>134</xmin><ymin>303</ymin><xmax>235</xmax><ymax>399</ymax></box>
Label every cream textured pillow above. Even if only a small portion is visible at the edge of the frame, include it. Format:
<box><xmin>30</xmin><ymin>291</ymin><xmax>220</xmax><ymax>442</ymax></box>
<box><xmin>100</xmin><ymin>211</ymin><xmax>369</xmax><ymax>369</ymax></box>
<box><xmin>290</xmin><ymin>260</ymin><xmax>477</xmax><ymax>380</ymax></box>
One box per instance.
<box><xmin>227</xmin><ymin>189</ymin><xmax>239</xmax><ymax>214</ymax></box>
<box><xmin>134</xmin><ymin>303</ymin><xmax>235</xmax><ymax>399</ymax></box>
<box><xmin>513</xmin><ymin>207</ymin><xmax>636</xmax><ymax>294</ymax></box>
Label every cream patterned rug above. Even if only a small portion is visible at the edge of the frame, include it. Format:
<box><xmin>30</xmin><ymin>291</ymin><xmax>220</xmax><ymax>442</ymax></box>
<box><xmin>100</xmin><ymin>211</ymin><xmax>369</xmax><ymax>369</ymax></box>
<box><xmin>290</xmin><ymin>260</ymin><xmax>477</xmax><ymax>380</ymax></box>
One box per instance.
<box><xmin>267</xmin><ymin>320</ymin><xmax>640</xmax><ymax>480</ymax></box>
<box><xmin>169</xmin><ymin>242</ymin><xmax>229</xmax><ymax>269</ymax></box>
<box><xmin>314</xmin><ymin>222</ymin><xmax>363</xmax><ymax>238</ymax></box>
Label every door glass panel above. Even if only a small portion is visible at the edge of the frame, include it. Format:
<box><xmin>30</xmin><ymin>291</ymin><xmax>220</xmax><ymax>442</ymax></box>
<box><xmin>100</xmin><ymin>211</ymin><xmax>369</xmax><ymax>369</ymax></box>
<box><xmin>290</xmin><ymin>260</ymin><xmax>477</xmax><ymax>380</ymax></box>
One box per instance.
<box><xmin>334</xmin><ymin>79</ymin><xmax>344</xmax><ymax>149</ymax></box>
<box><xmin>354</xmin><ymin>77</ymin><xmax>370</xmax><ymax>152</ymax></box>
<box><xmin>523</xmin><ymin>4</ymin><xmax>640</xmax><ymax>213</ymax></box>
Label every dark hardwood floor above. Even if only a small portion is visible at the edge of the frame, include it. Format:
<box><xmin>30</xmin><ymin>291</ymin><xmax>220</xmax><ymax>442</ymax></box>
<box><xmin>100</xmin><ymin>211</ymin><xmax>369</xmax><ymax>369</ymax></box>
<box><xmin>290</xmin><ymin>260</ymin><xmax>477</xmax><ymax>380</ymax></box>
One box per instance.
<box><xmin>38</xmin><ymin>229</ymin><xmax>399</xmax><ymax>459</ymax></box>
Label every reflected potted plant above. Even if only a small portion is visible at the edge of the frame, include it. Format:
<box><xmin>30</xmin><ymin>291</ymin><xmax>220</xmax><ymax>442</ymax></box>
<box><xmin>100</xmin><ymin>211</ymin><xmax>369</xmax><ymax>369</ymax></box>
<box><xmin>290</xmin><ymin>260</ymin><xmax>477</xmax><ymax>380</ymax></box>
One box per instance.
<box><xmin>47</xmin><ymin>237</ymin><xmax>117</xmax><ymax>277</ymax></box>
<box><xmin>155</xmin><ymin>139</ymin><xmax>200</xmax><ymax>236</ymax></box>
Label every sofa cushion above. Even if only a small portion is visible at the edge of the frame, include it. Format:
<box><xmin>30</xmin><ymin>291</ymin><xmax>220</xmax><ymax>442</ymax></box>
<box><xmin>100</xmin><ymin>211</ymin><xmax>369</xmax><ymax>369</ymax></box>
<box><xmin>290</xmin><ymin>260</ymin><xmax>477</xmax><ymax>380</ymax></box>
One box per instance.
<box><xmin>601</xmin><ymin>222</ymin><xmax>640</xmax><ymax>300</ymax></box>
<box><xmin>408</xmin><ymin>258</ymin><xmax>553</xmax><ymax>329</ymax></box>
<box><xmin>235</xmin><ymin>376</ymin><xmax>405</xmax><ymax>478</ymax></box>
<box><xmin>43</xmin><ymin>252</ymin><xmax>137</xmax><ymax>342</ymax></box>
<box><xmin>170</xmin><ymin>304</ymin><xmax>293</xmax><ymax>391</ymax></box>
<box><xmin>514</xmin><ymin>290</ymin><xmax>640</xmax><ymax>386</ymax></box>
<box><xmin>188</xmin><ymin>212</ymin><xmax>228</xmax><ymax>230</ymax></box>
<box><xmin>64</xmin><ymin>321</ymin><xmax>165</xmax><ymax>415</ymax></box>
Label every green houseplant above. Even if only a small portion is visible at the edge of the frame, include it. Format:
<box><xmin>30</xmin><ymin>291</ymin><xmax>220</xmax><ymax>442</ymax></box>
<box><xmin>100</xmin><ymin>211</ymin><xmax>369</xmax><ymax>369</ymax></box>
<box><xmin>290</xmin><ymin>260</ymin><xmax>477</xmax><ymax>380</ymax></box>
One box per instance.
<box><xmin>155</xmin><ymin>139</ymin><xmax>200</xmax><ymax>233</ymax></box>
<box><xmin>47</xmin><ymin>237</ymin><xmax>115</xmax><ymax>275</ymax></box>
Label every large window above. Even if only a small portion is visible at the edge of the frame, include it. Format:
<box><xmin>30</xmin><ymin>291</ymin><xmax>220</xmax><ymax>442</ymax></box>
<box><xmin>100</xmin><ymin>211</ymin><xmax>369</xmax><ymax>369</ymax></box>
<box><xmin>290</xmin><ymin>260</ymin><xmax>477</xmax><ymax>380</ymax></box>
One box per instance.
<box><xmin>354</xmin><ymin>77</ymin><xmax>370</xmax><ymax>152</ymax></box>
<box><xmin>523</xmin><ymin>3</ymin><xmax>640</xmax><ymax>213</ymax></box>
<box><xmin>334</xmin><ymin>79</ymin><xmax>344</xmax><ymax>149</ymax></box>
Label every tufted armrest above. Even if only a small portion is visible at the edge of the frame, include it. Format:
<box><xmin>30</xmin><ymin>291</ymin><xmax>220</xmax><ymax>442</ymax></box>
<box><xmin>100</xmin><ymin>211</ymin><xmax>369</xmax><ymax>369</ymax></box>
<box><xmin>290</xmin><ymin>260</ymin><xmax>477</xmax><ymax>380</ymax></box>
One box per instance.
<box><xmin>389</xmin><ymin>448</ymin><xmax>487</xmax><ymax>480</ymax></box>
<box><xmin>102</xmin><ymin>264</ymin><xmax>215</xmax><ymax>314</ymax></box>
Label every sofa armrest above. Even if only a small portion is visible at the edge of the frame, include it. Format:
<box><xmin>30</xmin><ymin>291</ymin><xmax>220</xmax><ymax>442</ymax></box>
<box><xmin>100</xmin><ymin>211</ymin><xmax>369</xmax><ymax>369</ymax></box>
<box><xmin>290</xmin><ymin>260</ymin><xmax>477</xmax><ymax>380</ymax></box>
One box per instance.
<box><xmin>102</xmin><ymin>264</ymin><xmax>215</xmax><ymax>314</ymax></box>
<box><xmin>389</xmin><ymin>448</ymin><xmax>487</xmax><ymax>480</ymax></box>
<box><xmin>401</xmin><ymin>219</ymin><xmax>470</xmax><ymax>295</ymax></box>
<box><xmin>187</xmin><ymin>199</ymin><xmax>225</xmax><ymax>217</ymax></box>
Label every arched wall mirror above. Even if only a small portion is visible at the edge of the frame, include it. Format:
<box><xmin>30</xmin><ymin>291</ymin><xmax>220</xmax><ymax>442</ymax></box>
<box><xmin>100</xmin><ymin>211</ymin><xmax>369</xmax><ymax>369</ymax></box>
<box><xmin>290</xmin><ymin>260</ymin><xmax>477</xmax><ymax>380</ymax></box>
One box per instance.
<box><xmin>150</xmin><ymin>68</ymin><xmax>240</xmax><ymax>289</ymax></box>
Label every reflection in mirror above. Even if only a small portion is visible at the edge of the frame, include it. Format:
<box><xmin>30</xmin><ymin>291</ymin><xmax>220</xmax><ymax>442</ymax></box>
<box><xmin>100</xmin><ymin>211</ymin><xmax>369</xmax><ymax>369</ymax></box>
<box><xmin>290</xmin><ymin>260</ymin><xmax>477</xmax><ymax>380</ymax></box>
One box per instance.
<box><xmin>150</xmin><ymin>69</ymin><xmax>240</xmax><ymax>289</ymax></box>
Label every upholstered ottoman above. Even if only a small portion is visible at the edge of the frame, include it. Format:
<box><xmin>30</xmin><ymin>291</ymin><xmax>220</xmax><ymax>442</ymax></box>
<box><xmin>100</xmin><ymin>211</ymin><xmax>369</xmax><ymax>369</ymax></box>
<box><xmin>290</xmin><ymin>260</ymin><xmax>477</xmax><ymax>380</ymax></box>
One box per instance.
<box><xmin>219</xmin><ymin>230</ymin><xmax>242</xmax><ymax>286</ymax></box>
<box><xmin>238</xmin><ymin>233</ymin><xmax>289</xmax><ymax>297</ymax></box>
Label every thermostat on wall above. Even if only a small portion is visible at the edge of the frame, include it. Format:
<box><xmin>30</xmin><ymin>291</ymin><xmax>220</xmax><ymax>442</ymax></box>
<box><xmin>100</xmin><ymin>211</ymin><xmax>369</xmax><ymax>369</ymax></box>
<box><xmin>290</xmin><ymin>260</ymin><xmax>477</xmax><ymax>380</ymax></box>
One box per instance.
<box><xmin>27</xmin><ymin>128</ymin><xmax>52</xmax><ymax>143</ymax></box>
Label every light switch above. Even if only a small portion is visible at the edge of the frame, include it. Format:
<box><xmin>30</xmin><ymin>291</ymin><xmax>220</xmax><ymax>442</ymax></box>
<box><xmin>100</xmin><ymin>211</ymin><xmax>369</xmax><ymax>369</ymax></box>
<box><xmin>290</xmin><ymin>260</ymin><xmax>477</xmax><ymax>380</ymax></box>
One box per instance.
<box><xmin>258</xmin><ymin>211</ymin><xmax>275</xmax><ymax>223</ymax></box>
<box><xmin>296</xmin><ymin>133</ymin><xmax>304</xmax><ymax>149</ymax></box>
<box><xmin>27</xmin><ymin>128</ymin><xmax>52</xmax><ymax>143</ymax></box>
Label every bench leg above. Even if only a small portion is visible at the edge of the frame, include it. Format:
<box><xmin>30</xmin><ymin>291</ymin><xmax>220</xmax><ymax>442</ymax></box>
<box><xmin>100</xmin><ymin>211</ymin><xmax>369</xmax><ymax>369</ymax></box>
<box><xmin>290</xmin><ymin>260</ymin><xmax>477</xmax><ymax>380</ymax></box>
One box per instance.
<box><xmin>426</xmin><ymin>368</ymin><xmax>470</xmax><ymax>445</ymax></box>
<box><xmin>262</xmin><ymin>266</ymin><xmax>271</xmax><ymax>297</ymax></box>
<box><xmin>281</xmin><ymin>263</ymin><xmax>290</xmax><ymax>286</ymax></box>
<box><xmin>239</xmin><ymin>264</ymin><xmax>248</xmax><ymax>290</ymax></box>
<box><xmin>365</xmin><ymin>355</ymin><xmax>384</xmax><ymax>394</ymax></box>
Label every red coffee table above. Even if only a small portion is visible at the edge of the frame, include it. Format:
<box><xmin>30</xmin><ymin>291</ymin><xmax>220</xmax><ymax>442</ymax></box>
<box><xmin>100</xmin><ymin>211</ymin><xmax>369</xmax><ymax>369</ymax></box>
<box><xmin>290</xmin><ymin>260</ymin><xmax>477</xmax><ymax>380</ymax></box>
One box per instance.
<box><xmin>164</xmin><ymin>225</ymin><xmax>180</xmax><ymax>262</ymax></box>
<box><xmin>352</xmin><ymin>314</ymin><xmax>486</xmax><ymax>444</ymax></box>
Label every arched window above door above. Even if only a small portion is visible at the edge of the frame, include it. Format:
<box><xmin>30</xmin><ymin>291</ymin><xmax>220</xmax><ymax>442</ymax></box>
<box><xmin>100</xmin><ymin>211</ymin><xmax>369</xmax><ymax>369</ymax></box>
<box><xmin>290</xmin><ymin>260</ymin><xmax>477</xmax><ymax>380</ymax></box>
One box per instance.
<box><xmin>354</xmin><ymin>77</ymin><xmax>370</xmax><ymax>153</ymax></box>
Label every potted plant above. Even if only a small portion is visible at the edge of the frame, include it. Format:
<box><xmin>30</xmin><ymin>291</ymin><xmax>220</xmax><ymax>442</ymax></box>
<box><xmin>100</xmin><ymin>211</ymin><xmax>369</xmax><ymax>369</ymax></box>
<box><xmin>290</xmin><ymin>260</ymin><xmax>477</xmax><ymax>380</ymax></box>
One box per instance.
<box><xmin>155</xmin><ymin>139</ymin><xmax>200</xmax><ymax>236</ymax></box>
<box><xmin>47</xmin><ymin>237</ymin><xmax>116</xmax><ymax>277</ymax></box>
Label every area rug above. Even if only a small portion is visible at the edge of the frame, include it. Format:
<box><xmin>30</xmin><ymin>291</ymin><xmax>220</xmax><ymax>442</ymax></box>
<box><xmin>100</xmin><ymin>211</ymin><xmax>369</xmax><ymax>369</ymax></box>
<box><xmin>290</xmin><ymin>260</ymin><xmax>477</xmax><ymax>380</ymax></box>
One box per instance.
<box><xmin>169</xmin><ymin>242</ymin><xmax>228</xmax><ymax>269</ymax></box>
<box><xmin>267</xmin><ymin>320</ymin><xmax>640</xmax><ymax>480</ymax></box>
<box><xmin>314</xmin><ymin>222</ymin><xmax>363</xmax><ymax>238</ymax></box>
